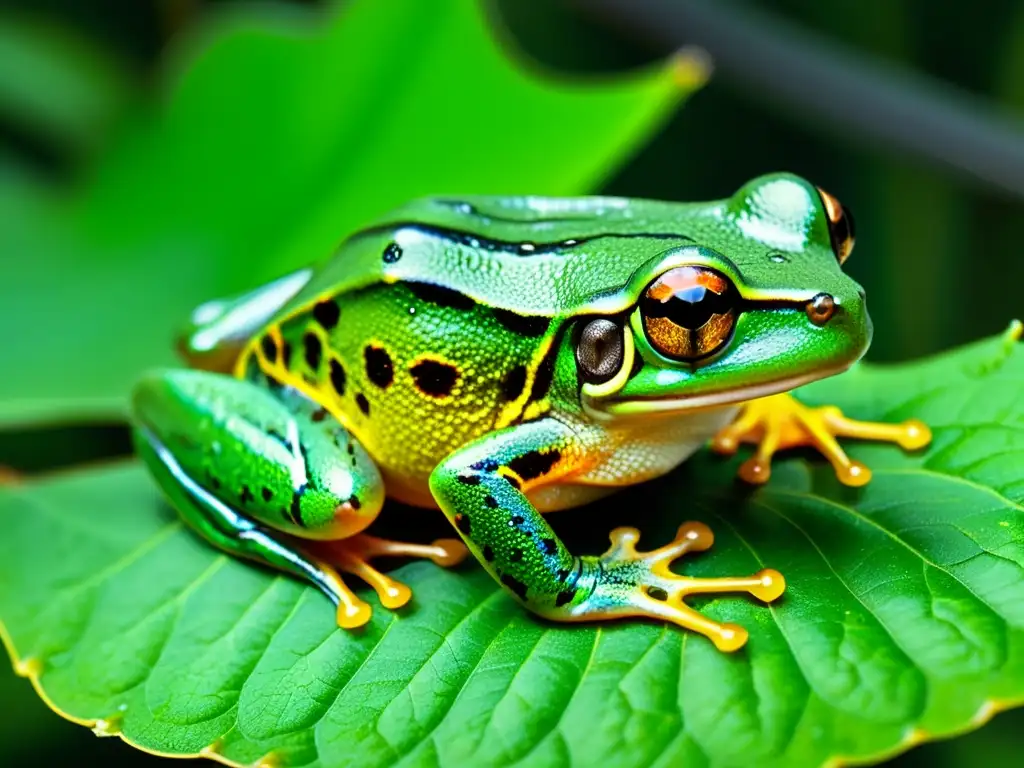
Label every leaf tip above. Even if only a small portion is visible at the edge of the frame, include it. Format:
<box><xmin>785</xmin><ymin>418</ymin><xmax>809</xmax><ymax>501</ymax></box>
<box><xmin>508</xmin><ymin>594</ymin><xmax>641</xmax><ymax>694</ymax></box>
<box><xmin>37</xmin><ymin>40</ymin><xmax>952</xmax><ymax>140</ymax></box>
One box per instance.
<box><xmin>900</xmin><ymin>726</ymin><xmax>928</xmax><ymax>749</ymax></box>
<box><xmin>1005</xmin><ymin>318</ymin><xmax>1023</xmax><ymax>345</ymax></box>
<box><xmin>253</xmin><ymin>752</ymin><xmax>284</xmax><ymax>768</ymax></box>
<box><xmin>669</xmin><ymin>47</ymin><xmax>714</xmax><ymax>90</ymax></box>
<box><xmin>971</xmin><ymin>699</ymin><xmax>1000</xmax><ymax>726</ymax></box>
<box><xmin>200</xmin><ymin>739</ymin><xmax>224</xmax><ymax>758</ymax></box>
<box><xmin>984</xmin><ymin>317</ymin><xmax>1022</xmax><ymax>372</ymax></box>
<box><xmin>91</xmin><ymin>712</ymin><xmax>124</xmax><ymax>738</ymax></box>
<box><xmin>13</xmin><ymin>655</ymin><xmax>42</xmax><ymax>678</ymax></box>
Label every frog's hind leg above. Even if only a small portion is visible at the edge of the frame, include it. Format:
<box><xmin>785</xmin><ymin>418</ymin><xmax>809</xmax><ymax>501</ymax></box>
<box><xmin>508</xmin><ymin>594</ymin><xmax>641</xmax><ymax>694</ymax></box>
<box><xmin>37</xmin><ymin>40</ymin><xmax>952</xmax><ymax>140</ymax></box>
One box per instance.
<box><xmin>133</xmin><ymin>424</ymin><xmax>373</xmax><ymax>627</ymax></box>
<box><xmin>309</xmin><ymin>535</ymin><xmax>468</xmax><ymax>610</ymax></box>
<box><xmin>712</xmin><ymin>392</ymin><xmax>931</xmax><ymax>486</ymax></box>
<box><xmin>132</xmin><ymin>368</ymin><xmax>401</xmax><ymax>627</ymax></box>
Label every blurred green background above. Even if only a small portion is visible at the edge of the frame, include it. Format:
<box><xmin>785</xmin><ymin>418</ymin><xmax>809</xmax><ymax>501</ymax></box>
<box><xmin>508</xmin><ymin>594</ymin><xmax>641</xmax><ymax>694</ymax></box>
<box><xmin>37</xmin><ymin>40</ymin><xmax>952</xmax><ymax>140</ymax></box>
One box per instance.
<box><xmin>1</xmin><ymin>0</ymin><xmax>1022</xmax><ymax>765</ymax></box>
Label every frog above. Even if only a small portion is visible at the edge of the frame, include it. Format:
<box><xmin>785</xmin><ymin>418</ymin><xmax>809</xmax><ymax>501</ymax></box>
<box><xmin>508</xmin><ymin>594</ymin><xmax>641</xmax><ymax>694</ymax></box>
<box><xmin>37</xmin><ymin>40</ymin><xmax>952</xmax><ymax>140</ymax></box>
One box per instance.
<box><xmin>131</xmin><ymin>172</ymin><xmax>930</xmax><ymax>652</ymax></box>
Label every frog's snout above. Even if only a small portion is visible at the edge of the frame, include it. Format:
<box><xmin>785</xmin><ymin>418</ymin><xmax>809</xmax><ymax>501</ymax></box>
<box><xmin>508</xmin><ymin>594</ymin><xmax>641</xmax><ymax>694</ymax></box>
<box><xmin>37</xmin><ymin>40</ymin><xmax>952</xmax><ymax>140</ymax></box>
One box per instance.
<box><xmin>810</xmin><ymin>284</ymin><xmax>872</xmax><ymax>363</ymax></box>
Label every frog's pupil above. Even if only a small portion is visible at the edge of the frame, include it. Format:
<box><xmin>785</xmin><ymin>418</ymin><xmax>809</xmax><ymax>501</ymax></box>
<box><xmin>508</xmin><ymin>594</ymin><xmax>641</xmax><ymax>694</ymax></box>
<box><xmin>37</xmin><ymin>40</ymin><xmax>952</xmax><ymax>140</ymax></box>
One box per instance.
<box><xmin>641</xmin><ymin>266</ymin><xmax>737</xmax><ymax>361</ymax></box>
<box><xmin>642</xmin><ymin>267</ymin><xmax>734</xmax><ymax>330</ymax></box>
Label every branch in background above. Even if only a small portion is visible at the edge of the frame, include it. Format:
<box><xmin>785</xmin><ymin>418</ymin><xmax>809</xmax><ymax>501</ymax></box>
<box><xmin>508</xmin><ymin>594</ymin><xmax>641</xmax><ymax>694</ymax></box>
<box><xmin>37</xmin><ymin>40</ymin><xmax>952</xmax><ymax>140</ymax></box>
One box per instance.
<box><xmin>580</xmin><ymin>0</ymin><xmax>1024</xmax><ymax>201</ymax></box>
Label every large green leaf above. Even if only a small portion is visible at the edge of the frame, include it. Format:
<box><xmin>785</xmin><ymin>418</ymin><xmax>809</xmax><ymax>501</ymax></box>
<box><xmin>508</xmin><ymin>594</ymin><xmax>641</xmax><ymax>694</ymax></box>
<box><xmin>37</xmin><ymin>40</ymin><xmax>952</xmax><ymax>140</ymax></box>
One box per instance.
<box><xmin>0</xmin><ymin>0</ymin><xmax>695</xmax><ymax>428</ymax></box>
<box><xmin>2</xmin><ymin>324</ymin><xmax>1022</xmax><ymax>768</ymax></box>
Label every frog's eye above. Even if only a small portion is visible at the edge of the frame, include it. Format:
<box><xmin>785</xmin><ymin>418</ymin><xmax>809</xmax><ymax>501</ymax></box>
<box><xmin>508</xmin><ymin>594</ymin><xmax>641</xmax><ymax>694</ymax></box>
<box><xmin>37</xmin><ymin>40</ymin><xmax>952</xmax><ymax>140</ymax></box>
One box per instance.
<box><xmin>816</xmin><ymin>186</ymin><xmax>856</xmax><ymax>265</ymax></box>
<box><xmin>576</xmin><ymin>318</ymin><xmax>625</xmax><ymax>384</ymax></box>
<box><xmin>641</xmin><ymin>266</ymin><xmax>737</xmax><ymax>361</ymax></box>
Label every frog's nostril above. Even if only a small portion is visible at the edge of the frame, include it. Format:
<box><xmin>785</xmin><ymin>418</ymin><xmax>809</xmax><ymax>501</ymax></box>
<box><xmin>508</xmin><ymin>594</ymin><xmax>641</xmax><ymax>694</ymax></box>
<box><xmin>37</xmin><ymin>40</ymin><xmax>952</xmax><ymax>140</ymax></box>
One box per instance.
<box><xmin>806</xmin><ymin>293</ymin><xmax>835</xmax><ymax>326</ymax></box>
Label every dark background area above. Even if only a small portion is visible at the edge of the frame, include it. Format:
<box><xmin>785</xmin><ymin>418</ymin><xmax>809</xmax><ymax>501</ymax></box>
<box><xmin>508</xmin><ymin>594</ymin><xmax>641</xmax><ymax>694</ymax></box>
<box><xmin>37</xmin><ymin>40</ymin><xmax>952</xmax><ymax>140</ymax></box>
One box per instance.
<box><xmin>1</xmin><ymin>0</ymin><xmax>1022</xmax><ymax>765</ymax></box>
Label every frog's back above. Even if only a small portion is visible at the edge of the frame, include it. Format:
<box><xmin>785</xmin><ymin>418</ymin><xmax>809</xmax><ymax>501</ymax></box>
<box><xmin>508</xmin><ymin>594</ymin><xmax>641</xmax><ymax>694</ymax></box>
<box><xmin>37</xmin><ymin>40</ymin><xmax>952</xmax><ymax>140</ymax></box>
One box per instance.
<box><xmin>244</xmin><ymin>195</ymin><xmax>703</xmax><ymax>504</ymax></box>
<box><xmin>279</xmin><ymin>194</ymin><xmax>709</xmax><ymax>318</ymax></box>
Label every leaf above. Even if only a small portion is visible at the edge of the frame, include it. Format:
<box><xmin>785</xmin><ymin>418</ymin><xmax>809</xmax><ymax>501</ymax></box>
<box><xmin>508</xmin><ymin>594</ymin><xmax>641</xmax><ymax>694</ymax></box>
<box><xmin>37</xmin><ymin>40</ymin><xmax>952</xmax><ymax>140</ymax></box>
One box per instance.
<box><xmin>0</xmin><ymin>11</ymin><xmax>134</xmax><ymax>159</ymax></box>
<box><xmin>0</xmin><ymin>0</ymin><xmax>698</xmax><ymax>429</ymax></box>
<box><xmin>2</xmin><ymin>324</ymin><xmax>1023</xmax><ymax>768</ymax></box>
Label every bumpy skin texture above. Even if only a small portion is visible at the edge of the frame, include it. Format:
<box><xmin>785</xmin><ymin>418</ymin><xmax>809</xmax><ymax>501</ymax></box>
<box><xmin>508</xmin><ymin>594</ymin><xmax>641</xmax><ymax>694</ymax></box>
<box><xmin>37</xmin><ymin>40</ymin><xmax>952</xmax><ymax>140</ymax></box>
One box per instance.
<box><xmin>264</xmin><ymin>281</ymin><xmax>560</xmax><ymax>501</ymax></box>
<box><xmin>133</xmin><ymin>173</ymin><xmax>926</xmax><ymax>650</ymax></box>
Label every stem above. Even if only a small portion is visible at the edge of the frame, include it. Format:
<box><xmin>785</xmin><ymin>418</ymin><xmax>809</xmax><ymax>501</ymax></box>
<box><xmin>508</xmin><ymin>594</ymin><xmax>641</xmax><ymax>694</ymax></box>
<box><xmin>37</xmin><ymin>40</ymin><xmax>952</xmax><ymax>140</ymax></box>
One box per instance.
<box><xmin>579</xmin><ymin>0</ymin><xmax>1024</xmax><ymax>200</ymax></box>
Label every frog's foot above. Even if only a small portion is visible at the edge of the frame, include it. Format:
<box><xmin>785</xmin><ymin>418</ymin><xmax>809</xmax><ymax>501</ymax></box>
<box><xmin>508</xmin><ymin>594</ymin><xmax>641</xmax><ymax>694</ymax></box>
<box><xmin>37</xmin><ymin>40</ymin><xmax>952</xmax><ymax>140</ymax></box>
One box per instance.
<box><xmin>281</xmin><ymin>551</ymin><xmax>374</xmax><ymax>629</ymax></box>
<box><xmin>582</xmin><ymin>523</ymin><xmax>785</xmax><ymax>652</ymax></box>
<box><xmin>711</xmin><ymin>392</ymin><xmax>931</xmax><ymax>487</ymax></box>
<box><xmin>311</xmin><ymin>534</ymin><xmax>469</xmax><ymax>612</ymax></box>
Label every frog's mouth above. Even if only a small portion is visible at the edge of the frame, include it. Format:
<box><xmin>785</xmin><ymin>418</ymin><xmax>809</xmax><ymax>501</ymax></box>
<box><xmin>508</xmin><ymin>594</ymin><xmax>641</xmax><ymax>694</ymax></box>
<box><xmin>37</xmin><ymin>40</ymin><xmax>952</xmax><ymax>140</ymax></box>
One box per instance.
<box><xmin>582</xmin><ymin>361</ymin><xmax>852</xmax><ymax>421</ymax></box>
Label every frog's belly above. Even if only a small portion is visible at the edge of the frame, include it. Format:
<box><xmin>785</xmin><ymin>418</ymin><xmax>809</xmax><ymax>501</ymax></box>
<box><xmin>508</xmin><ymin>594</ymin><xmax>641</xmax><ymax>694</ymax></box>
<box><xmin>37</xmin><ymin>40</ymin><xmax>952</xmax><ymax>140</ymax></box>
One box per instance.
<box><xmin>576</xmin><ymin>405</ymin><xmax>737</xmax><ymax>484</ymax></box>
<box><xmin>531</xmin><ymin>405</ymin><xmax>739</xmax><ymax>512</ymax></box>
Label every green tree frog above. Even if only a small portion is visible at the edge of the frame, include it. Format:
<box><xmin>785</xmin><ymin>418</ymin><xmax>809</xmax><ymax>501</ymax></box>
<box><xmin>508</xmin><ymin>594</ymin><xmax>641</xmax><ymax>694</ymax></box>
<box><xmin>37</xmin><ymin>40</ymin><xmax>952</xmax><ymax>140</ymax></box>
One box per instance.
<box><xmin>131</xmin><ymin>173</ymin><xmax>930</xmax><ymax>652</ymax></box>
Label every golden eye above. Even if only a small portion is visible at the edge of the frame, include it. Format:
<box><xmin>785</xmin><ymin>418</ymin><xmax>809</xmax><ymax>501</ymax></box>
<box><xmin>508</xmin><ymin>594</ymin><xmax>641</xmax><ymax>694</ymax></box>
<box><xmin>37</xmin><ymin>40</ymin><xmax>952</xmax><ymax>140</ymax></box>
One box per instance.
<box><xmin>817</xmin><ymin>186</ymin><xmax>856</xmax><ymax>265</ymax></box>
<box><xmin>641</xmin><ymin>266</ymin><xmax>737</xmax><ymax>361</ymax></box>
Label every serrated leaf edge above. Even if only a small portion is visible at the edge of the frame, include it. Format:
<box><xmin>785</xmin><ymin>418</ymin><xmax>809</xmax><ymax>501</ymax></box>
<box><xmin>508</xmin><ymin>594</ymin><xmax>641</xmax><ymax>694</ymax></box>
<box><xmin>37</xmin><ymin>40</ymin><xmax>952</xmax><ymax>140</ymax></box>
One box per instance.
<box><xmin>4</xmin><ymin>567</ymin><xmax>1023</xmax><ymax>768</ymax></box>
<box><xmin>0</xmin><ymin>615</ymin><xmax>275</xmax><ymax>767</ymax></box>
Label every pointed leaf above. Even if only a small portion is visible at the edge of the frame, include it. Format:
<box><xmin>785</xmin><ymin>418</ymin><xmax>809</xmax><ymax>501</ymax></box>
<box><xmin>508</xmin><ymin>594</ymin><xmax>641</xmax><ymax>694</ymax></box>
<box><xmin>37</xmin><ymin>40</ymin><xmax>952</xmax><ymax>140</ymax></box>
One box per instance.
<box><xmin>0</xmin><ymin>0</ymin><xmax>698</xmax><ymax>427</ymax></box>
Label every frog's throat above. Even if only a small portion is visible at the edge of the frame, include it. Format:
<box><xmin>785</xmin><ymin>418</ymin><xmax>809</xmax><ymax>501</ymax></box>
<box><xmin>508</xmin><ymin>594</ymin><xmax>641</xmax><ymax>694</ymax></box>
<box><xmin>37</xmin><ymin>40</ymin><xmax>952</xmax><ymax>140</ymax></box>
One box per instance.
<box><xmin>581</xmin><ymin>362</ymin><xmax>851</xmax><ymax>421</ymax></box>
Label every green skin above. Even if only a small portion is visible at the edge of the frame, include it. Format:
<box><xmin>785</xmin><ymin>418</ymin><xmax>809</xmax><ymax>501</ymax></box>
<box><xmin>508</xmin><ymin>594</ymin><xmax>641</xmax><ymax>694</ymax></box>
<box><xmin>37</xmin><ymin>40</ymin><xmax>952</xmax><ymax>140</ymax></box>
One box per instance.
<box><xmin>132</xmin><ymin>173</ymin><xmax>869</xmax><ymax>641</ymax></box>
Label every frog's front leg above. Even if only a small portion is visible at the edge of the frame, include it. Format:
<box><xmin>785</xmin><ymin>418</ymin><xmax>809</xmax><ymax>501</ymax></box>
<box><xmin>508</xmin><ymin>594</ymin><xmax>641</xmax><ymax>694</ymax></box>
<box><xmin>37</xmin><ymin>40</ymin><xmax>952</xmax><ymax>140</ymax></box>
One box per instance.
<box><xmin>132</xmin><ymin>370</ymin><xmax>466</xmax><ymax>627</ymax></box>
<box><xmin>429</xmin><ymin>418</ymin><xmax>784</xmax><ymax>652</ymax></box>
<box><xmin>711</xmin><ymin>393</ymin><xmax>931</xmax><ymax>486</ymax></box>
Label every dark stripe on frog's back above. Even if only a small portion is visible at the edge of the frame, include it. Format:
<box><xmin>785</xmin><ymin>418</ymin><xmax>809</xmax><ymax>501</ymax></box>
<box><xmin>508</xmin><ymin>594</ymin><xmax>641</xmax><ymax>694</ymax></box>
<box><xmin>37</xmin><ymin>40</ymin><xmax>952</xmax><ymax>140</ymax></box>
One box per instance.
<box><xmin>266</xmin><ymin>281</ymin><xmax>556</xmax><ymax>479</ymax></box>
<box><xmin>352</xmin><ymin>222</ymin><xmax>692</xmax><ymax>259</ymax></box>
<box><xmin>275</xmin><ymin>198</ymin><xmax>697</xmax><ymax>325</ymax></box>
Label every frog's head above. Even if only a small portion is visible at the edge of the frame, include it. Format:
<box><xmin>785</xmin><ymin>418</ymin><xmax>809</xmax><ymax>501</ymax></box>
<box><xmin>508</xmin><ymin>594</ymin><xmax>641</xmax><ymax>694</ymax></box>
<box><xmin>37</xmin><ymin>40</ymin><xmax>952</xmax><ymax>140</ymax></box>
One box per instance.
<box><xmin>577</xmin><ymin>172</ymin><xmax>867</xmax><ymax>419</ymax></box>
